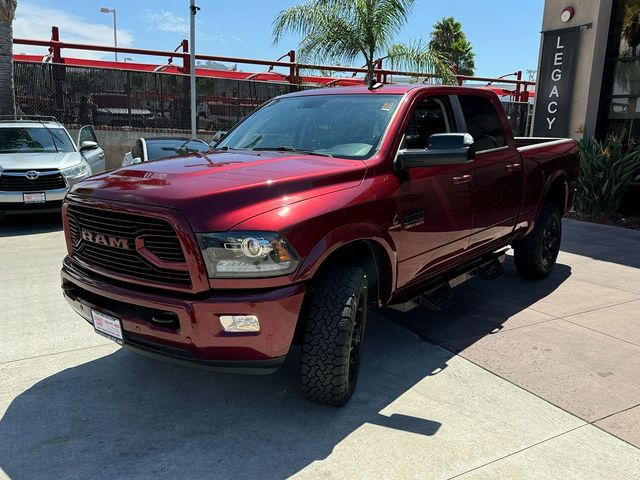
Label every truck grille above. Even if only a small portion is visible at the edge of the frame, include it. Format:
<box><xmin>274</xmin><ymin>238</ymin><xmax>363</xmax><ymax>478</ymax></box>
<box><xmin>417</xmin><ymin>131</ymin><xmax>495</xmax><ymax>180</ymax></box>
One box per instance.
<box><xmin>67</xmin><ymin>204</ymin><xmax>191</xmax><ymax>287</ymax></box>
<box><xmin>0</xmin><ymin>169</ymin><xmax>66</xmax><ymax>191</ymax></box>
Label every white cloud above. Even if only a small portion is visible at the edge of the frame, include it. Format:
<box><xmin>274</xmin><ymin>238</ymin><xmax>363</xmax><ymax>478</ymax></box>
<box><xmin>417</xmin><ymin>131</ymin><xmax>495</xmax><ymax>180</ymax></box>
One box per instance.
<box><xmin>144</xmin><ymin>10</ymin><xmax>189</xmax><ymax>35</ymax></box>
<box><xmin>13</xmin><ymin>2</ymin><xmax>133</xmax><ymax>60</ymax></box>
<box><xmin>142</xmin><ymin>9</ymin><xmax>243</xmax><ymax>46</ymax></box>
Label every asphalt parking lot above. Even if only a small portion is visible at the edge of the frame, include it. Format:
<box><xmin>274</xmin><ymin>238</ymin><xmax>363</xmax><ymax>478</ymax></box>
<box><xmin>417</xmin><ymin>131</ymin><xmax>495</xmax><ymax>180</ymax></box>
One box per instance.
<box><xmin>1</xmin><ymin>216</ymin><xmax>639</xmax><ymax>479</ymax></box>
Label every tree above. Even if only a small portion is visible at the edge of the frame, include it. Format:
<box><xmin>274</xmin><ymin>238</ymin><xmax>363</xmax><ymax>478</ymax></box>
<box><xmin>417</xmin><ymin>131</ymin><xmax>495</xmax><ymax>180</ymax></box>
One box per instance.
<box><xmin>272</xmin><ymin>0</ymin><xmax>455</xmax><ymax>84</ymax></box>
<box><xmin>0</xmin><ymin>0</ymin><xmax>16</xmax><ymax>116</ymax></box>
<box><xmin>429</xmin><ymin>17</ymin><xmax>475</xmax><ymax>76</ymax></box>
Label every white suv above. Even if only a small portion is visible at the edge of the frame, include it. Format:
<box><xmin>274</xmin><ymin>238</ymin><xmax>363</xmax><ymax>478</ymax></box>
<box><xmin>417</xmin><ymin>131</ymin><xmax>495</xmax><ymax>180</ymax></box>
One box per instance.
<box><xmin>0</xmin><ymin>117</ymin><xmax>105</xmax><ymax>216</ymax></box>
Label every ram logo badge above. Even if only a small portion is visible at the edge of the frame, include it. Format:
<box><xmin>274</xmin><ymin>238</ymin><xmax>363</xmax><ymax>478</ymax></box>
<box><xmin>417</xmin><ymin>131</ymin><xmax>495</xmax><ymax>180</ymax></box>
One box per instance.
<box><xmin>81</xmin><ymin>229</ymin><xmax>130</xmax><ymax>249</ymax></box>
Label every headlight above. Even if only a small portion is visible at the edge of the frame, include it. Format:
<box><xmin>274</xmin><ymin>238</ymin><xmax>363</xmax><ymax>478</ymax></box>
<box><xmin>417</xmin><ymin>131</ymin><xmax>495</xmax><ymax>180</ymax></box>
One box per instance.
<box><xmin>196</xmin><ymin>231</ymin><xmax>300</xmax><ymax>278</ymax></box>
<box><xmin>61</xmin><ymin>161</ymin><xmax>91</xmax><ymax>179</ymax></box>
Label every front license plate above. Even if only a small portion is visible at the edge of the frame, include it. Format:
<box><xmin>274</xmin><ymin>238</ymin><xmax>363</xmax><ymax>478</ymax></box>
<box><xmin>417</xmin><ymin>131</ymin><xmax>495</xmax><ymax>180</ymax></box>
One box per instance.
<box><xmin>91</xmin><ymin>310</ymin><xmax>123</xmax><ymax>344</ymax></box>
<box><xmin>23</xmin><ymin>192</ymin><xmax>46</xmax><ymax>204</ymax></box>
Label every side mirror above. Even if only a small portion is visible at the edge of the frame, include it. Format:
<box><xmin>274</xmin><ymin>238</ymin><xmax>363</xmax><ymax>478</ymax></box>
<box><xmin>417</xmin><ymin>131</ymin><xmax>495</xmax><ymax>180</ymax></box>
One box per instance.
<box><xmin>397</xmin><ymin>133</ymin><xmax>475</xmax><ymax>169</ymax></box>
<box><xmin>80</xmin><ymin>140</ymin><xmax>98</xmax><ymax>152</ymax></box>
<box><xmin>210</xmin><ymin>131</ymin><xmax>227</xmax><ymax>145</ymax></box>
<box><xmin>132</xmin><ymin>157</ymin><xmax>143</xmax><ymax>164</ymax></box>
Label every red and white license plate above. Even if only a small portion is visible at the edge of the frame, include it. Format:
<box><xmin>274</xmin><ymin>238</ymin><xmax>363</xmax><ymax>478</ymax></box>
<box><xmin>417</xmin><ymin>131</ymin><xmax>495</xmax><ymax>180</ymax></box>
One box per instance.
<box><xmin>91</xmin><ymin>310</ymin><xmax>123</xmax><ymax>345</ymax></box>
<box><xmin>23</xmin><ymin>192</ymin><xmax>46</xmax><ymax>204</ymax></box>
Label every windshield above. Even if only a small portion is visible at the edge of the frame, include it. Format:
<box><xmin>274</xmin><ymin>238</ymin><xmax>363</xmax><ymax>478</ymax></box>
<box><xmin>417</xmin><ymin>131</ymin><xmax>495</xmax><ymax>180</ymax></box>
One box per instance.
<box><xmin>146</xmin><ymin>139</ymin><xmax>210</xmax><ymax>161</ymax></box>
<box><xmin>216</xmin><ymin>94</ymin><xmax>402</xmax><ymax>159</ymax></box>
<box><xmin>0</xmin><ymin>127</ymin><xmax>75</xmax><ymax>154</ymax></box>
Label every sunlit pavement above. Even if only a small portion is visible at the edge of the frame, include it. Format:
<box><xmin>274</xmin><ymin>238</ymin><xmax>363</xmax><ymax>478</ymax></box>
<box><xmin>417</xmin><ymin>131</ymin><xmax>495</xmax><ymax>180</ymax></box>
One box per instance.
<box><xmin>1</xmin><ymin>217</ymin><xmax>639</xmax><ymax>479</ymax></box>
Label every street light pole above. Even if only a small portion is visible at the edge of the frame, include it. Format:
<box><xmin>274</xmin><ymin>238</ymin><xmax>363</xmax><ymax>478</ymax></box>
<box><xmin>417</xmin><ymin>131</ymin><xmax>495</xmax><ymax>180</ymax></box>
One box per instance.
<box><xmin>112</xmin><ymin>9</ymin><xmax>118</xmax><ymax>62</ymax></box>
<box><xmin>189</xmin><ymin>0</ymin><xmax>199</xmax><ymax>138</ymax></box>
<box><xmin>100</xmin><ymin>7</ymin><xmax>118</xmax><ymax>62</ymax></box>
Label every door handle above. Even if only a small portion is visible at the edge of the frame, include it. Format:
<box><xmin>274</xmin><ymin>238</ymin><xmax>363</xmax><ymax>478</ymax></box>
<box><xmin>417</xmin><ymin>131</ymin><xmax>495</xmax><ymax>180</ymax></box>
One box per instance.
<box><xmin>452</xmin><ymin>174</ymin><xmax>473</xmax><ymax>185</ymax></box>
<box><xmin>506</xmin><ymin>163</ymin><xmax>521</xmax><ymax>172</ymax></box>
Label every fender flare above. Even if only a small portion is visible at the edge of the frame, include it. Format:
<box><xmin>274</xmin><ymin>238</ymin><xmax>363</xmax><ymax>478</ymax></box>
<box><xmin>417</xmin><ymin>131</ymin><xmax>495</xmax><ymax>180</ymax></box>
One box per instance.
<box><xmin>525</xmin><ymin>170</ymin><xmax>568</xmax><ymax>237</ymax></box>
<box><xmin>294</xmin><ymin>223</ymin><xmax>398</xmax><ymax>302</ymax></box>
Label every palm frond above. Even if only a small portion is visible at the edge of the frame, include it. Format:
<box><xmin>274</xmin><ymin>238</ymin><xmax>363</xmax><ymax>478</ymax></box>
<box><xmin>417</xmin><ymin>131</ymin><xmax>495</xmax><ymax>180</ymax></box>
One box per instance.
<box><xmin>273</xmin><ymin>0</ymin><xmax>463</xmax><ymax>83</ymax></box>
<box><xmin>387</xmin><ymin>41</ymin><xmax>456</xmax><ymax>84</ymax></box>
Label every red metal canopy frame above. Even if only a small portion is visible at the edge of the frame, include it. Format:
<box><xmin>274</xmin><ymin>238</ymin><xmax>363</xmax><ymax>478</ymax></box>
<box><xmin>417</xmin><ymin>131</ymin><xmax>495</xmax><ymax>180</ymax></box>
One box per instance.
<box><xmin>12</xmin><ymin>26</ymin><xmax>535</xmax><ymax>101</ymax></box>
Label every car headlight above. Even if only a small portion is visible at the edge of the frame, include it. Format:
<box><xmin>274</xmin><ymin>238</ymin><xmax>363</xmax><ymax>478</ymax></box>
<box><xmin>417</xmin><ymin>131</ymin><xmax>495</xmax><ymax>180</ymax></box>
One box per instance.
<box><xmin>61</xmin><ymin>161</ymin><xmax>91</xmax><ymax>179</ymax></box>
<box><xmin>196</xmin><ymin>231</ymin><xmax>300</xmax><ymax>278</ymax></box>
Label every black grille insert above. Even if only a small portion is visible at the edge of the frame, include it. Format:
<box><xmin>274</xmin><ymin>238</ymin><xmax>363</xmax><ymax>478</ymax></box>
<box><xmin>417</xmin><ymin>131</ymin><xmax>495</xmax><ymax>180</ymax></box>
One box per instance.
<box><xmin>0</xmin><ymin>169</ymin><xmax>66</xmax><ymax>191</ymax></box>
<box><xmin>67</xmin><ymin>204</ymin><xmax>191</xmax><ymax>287</ymax></box>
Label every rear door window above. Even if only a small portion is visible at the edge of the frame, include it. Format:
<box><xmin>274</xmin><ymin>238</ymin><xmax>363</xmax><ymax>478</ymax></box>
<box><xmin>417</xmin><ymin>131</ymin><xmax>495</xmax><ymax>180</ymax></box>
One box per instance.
<box><xmin>458</xmin><ymin>95</ymin><xmax>506</xmax><ymax>152</ymax></box>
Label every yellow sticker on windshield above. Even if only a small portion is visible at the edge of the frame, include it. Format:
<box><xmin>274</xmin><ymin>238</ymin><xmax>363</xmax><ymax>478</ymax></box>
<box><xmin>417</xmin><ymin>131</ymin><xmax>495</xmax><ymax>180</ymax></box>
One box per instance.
<box><xmin>381</xmin><ymin>102</ymin><xmax>393</xmax><ymax>111</ymax></box>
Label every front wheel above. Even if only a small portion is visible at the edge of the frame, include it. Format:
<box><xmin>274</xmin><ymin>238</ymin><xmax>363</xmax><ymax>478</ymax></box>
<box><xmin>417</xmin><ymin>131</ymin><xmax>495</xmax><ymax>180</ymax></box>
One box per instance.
<box><xmin>300</xmin><ymin>265</ymin><xmax>368</xmax><ymax>406</ymax></box>
<box><xmin>513</xmin><ymin>203</ymin><xmax>562</xmax><ymax>279</ymax></box>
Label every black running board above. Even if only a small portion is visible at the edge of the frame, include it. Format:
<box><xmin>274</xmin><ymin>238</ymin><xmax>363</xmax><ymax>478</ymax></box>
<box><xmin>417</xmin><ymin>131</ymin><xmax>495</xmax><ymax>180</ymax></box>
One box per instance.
<box><xmin>388</xmin><ymin>250</ymin><xmax>507</xmax><ymax>313</ymax></box>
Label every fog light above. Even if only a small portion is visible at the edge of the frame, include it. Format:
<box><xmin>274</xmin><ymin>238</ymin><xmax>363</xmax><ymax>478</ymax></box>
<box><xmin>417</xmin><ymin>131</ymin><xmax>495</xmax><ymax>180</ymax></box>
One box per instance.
<box><xmin>219</xmin><ymin>315</ymin><xmax>260</xmax><ymax>333</ymax></box>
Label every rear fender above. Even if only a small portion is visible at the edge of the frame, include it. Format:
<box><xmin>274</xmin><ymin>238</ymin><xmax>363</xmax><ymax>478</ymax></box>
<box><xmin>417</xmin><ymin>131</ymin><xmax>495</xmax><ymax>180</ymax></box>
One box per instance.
<box><xmin>523</xmin><ymin>170</ymin><xmax>568</xmax><ymax>237</ymax></box>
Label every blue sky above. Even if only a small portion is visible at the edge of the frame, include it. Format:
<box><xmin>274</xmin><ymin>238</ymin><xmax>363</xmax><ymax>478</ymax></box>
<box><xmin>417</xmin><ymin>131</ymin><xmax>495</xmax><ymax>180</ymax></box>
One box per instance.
<box><xmin>14</xmin><ymin>0</ymin><xmax>544</xmax><ymax>78</ymax></box>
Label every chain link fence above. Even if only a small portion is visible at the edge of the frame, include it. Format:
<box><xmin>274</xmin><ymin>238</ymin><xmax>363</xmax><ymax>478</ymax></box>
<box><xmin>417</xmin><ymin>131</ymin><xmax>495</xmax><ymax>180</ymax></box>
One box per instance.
<box><xmin>13</xmin><ymin>61</ymin><xmax>305</xmax><ymax>132</ymax></box>
<box><xmin>14</xmin><ymin>61</ymin><xmax>534</xmax><ymax>137</ymax></box>
<box><xmin>501</xmin><ymin>101</ymin><xmax>533</xmax><ymax>138</ymax></box>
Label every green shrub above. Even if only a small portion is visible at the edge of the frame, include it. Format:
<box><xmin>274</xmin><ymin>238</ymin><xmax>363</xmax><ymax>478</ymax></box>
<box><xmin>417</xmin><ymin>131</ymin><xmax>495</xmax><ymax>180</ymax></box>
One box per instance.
<box><xmin>576</xmin><ymin>135</ymin><xmax>640</xmax><ymax>216</ymax></box>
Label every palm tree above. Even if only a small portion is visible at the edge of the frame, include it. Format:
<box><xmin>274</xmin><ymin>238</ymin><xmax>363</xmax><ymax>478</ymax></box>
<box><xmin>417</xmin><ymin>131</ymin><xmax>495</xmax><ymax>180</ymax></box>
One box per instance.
<box><xmin>272</xmin><ymin>0</ymin><xmax>454</xmax><ymax>84</ymax></box>
<box><xmin>429</xmin><ymin>17</ymin><xmax>475</xmax><ymax>76</ymax></box>
<box><xmin>0</xmin><ymin>0</ymin><xmax>16</xmax><ymax>116</ymax></box>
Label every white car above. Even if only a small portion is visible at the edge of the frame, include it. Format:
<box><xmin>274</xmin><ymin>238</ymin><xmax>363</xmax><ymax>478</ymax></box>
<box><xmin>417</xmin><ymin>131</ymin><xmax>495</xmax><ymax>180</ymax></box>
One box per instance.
<box><xmin>122</xmin><ymin>137</ymin><xmax>210</xmax><ymax>166</ymax></box>
<box><xmin>0</xmin><ymin>116</ymin><xmax>105</xmax><ymax>216</ymax></box>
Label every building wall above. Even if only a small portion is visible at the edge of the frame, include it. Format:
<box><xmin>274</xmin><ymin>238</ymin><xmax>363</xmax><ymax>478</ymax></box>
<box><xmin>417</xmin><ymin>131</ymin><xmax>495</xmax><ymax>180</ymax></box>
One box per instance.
<box><xmin>68</xmin><ymin>128</ymin><xmax>218</xmax><ymax>171</ymax></box>
<box><xmin>535</xmin><ymin>0</ymin><xmax>613</xmax><ymax>138</ymax></box>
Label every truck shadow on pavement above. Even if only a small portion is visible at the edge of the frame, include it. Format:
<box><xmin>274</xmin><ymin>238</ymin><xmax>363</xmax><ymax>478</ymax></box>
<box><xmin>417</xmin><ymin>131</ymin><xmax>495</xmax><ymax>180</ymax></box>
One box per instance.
<box><xmin>0</xmin><ymin>260</ymin><xmax>572</xmax><ymax>480</ymax></box>
<box><xmin>381</xmin><ymin>259</ymin><xmax>573</xmax><ymax>353</ymax></box>
<box><xmin>0</xmin><ymin>213</ymin><xmax>63</xmax><ymax>237</ymax></box>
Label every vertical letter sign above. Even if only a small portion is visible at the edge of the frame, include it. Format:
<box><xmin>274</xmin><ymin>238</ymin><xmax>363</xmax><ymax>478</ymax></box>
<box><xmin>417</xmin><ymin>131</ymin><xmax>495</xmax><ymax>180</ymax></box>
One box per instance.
<box><xmin>533</xmin><ymin>27</ymin><xmax>580</xmax><ymax>137</ymax></box>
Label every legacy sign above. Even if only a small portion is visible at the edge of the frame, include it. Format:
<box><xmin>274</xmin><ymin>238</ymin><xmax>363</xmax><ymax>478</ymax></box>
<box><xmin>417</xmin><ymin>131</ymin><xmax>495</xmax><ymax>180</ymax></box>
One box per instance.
<box><xmin>533</xmin><ymin>27</ymin><xmax>580</xmax><ymax>137</ymax></box>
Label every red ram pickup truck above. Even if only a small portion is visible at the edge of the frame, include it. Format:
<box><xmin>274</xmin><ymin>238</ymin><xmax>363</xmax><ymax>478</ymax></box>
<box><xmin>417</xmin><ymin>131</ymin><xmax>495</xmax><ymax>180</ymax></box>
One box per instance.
<box><xmin>61</xmin><ymin>85</ymin><xmax>579</xmax><ymax>406</ymax></box>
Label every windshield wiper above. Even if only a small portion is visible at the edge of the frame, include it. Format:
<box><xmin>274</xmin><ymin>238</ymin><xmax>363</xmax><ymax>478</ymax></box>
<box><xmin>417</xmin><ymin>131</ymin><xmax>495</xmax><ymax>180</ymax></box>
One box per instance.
<box><xmin>211</xmin><ymin>146</ymin><xmax>248</xmax><ymax>152</ymax></box>
<box><xmin>252</xmin><ymin>146</ymin><xmax>333</xmax><ymax>157</ymax></box>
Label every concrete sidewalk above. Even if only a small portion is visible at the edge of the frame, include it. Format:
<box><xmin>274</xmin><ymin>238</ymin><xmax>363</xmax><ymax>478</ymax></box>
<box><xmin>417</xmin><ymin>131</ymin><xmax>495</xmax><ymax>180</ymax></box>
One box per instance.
<box><xmin>1</xmin><ymin>217</ymin><xmax>639</xmax><ymax>479</ymax></box>
<box><xmin>386</xmin><ymin>219</ymin><xmax>640</xmax><ymax>449</ymax></box>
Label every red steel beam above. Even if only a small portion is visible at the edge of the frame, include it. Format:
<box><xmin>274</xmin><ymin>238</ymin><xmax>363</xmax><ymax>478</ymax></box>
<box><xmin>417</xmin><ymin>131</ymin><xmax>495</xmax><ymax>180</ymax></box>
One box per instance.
<box><xmin>13</xmin><ymin>36</ymin><xmax>536</xmax><ymax>88</ymax></box>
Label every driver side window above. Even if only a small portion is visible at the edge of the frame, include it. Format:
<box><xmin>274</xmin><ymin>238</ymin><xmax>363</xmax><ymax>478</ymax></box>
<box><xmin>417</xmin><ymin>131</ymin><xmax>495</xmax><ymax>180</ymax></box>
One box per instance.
<box><xmin>402</xmin><ymin>97</ymin><xmax>452</xmax><ymax>150</ymax></box>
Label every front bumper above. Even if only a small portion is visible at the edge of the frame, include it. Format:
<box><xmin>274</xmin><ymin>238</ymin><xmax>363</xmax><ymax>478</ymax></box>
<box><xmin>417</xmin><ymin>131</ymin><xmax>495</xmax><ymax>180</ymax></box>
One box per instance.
<box><xmin>61</xmin><ymin>257</ymin><xmax>306</xmax><ymax>374</ymax></box>
<box><xmin>0</xmin><ymin>188</ymin><xmax>67</xmax><ymax>214</ymax></box>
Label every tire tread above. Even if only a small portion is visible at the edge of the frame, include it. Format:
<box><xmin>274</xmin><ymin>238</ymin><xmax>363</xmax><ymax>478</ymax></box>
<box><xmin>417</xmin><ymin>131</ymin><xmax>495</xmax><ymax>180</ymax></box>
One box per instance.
<box><xmin>301</xmin><ymin>265</ymin><xmax>367</xmax><ymax>406</ymax></box>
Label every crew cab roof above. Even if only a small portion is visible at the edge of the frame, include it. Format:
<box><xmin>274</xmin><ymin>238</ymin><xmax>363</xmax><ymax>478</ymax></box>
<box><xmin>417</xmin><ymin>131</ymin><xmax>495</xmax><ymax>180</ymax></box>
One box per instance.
<box><xmin>279</xmin><ymin>84</ymin><xmax>501</xmax><ymax>100</ymax></box>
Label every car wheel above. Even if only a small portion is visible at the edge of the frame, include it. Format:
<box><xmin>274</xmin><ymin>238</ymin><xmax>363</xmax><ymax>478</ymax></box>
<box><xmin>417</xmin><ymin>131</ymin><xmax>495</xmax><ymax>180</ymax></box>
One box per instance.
<box><xmin>514</xmin><ymin>203</ymin><xmax>562</xmax><ymax>279</ymax></box>
<box><xmin>300</xmin><ymin>264</ymin><xmax>368</xmax><ymax>406</ymax></box>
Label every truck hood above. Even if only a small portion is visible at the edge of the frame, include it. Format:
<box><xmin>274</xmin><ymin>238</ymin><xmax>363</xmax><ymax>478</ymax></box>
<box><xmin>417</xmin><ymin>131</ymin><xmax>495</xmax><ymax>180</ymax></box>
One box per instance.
<box><xmin>70</xmin><ymin>150</ymin><xmax>367</xmax><ymax>232</ymax></box>
<box><xmin>0</xmin><ymin>152</ymin><xmax>84</xmax><ymax>171</ymax></box>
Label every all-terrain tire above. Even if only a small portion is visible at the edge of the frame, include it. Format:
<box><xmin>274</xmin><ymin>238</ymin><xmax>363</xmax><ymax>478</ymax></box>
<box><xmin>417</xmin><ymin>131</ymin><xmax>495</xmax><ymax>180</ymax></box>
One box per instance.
<box><xmin>300</xmin><ymin>265</ymin><xmax>368</xmax><ymax>406</ymax></box>
<box><xmin>513</xmin><ymin>202</ymin><xmax>562</xmax><ymax>279</ymax></box>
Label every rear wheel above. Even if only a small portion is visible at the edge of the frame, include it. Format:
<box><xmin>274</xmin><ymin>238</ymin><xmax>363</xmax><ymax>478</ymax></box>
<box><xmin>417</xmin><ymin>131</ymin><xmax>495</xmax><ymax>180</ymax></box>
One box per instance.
<box><xmin>514</xmin><ymin>203</ymin><xmax>562</xmax><ymax>279</ymax></box>
<box><xmin>300</xmin><ymin>265</ymin><xmax>368</xmax><ymax>406</ymax></box>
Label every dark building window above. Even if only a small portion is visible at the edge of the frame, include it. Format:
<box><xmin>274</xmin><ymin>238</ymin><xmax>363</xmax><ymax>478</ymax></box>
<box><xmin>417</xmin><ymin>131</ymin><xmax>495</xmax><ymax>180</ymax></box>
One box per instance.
<box><xmin>599</xmin><ymin>0</ymin><xmax>640</xmax><ymax>144</ymax></box>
